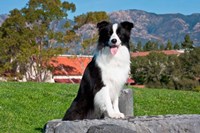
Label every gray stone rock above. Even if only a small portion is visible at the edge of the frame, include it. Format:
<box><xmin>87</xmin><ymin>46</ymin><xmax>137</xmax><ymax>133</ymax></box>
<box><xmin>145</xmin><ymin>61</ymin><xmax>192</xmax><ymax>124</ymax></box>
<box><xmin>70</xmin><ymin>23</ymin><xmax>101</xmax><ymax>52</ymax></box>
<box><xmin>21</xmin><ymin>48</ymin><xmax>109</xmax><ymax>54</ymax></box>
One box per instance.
<box><xmin>119</xmin><ymin>89</ymin><xmax>133</xmax><ymax>116</ymax></box>
<box><xmin>87</xmin><ymin>124</ymin><xmax>136</xmax><ymax>133</ymax></box>
<box><xmin>128</xmin><ymin>115</ymin><xmax>200</xmax><ymax>133</ymax></box>
<box><xmin>44</xmin><ymin>115</ymin><xmax>200</xmax><ymax>133</ymax></box>
<box><xmin>45</xmin><ymin>118</ymin><xmax>134</xmax><ymax>133</ymax></box>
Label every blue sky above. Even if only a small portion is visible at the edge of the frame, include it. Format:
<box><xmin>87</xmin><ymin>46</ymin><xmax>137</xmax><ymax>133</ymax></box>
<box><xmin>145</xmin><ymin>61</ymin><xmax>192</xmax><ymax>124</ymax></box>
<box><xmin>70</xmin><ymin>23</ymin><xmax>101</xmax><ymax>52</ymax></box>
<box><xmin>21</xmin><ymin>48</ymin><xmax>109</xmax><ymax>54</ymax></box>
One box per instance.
<box><xmin>1</xmin><ymin>0</ymin><xmax>200</xmax><ymax>19</ymax></box>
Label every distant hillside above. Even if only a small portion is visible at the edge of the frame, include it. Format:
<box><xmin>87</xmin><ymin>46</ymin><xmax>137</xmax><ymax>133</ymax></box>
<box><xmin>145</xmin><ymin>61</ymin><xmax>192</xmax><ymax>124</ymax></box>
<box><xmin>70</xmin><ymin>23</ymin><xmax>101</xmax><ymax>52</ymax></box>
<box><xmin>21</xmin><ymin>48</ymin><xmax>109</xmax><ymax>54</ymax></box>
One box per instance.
<box><xmin>109</xmin><ymin>9</ymin><xmax>200</xmax><ymax>45</ymax></box>
<box><xmin>1</xmin><ymin>9</ymin><xmax>200</xmax><ymax>54</ymax></box>
<box><xmin>71</xmin><ymin>9</ymin><xmax>200</xmax><ymax>54</ymax></box>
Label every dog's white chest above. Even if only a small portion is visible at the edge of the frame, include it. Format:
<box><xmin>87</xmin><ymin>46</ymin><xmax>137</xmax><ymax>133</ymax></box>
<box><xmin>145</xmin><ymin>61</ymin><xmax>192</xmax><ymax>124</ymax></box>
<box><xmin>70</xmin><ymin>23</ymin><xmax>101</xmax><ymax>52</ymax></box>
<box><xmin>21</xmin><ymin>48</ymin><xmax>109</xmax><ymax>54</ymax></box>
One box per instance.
<box><xmin>96</xmin><ymin>46</ymin><xmax>130</xmax><ymax>98</ymax></box>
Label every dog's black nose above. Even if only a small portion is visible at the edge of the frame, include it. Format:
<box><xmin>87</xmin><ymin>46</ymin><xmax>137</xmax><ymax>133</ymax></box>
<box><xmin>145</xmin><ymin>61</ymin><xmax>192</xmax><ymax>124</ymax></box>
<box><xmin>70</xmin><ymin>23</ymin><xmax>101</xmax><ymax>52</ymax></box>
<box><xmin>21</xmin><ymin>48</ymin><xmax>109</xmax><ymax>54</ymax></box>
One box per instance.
<box><xmin>111</xmin><ymin>39</ymin><xmax>117</xmax><ymax>44</ymax></box>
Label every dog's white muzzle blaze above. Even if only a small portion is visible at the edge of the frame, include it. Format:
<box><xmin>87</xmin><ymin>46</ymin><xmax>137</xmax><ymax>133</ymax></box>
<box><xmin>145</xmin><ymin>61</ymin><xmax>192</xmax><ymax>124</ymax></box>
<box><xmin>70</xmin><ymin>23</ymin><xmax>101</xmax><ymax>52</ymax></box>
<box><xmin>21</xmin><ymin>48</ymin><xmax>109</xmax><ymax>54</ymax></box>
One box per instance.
<box><xmin>109</xmin><ymin>24</ymin><xmax>121</xmax><ymax>55</ymax></box>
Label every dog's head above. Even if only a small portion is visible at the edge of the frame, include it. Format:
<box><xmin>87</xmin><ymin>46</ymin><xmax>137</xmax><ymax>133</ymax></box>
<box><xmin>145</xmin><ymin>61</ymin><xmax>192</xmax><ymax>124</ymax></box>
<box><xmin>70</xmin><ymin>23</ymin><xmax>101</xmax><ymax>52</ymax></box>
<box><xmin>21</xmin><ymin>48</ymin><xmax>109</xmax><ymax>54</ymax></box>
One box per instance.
<box><xmin>97</xmin><ymin>21</ymin><xmax>134</xmax><ymax>55</ymax></box>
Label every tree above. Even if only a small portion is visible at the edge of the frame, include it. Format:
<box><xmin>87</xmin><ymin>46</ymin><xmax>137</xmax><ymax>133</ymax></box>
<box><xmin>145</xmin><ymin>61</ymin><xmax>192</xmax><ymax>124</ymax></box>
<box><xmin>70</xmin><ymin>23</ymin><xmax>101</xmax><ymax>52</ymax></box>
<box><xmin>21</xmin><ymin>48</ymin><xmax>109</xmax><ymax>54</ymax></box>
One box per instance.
<box><xmin>181</xmin><ymin>34</ymin><xmax>194</xmax><ymax>49</ymax></box>
<box><xmin>131</xmin><ymin>56</ymin><xmax>148</xmax><ymax>84</ymax></box>
<box><xmin>81</xmin><ymin>35</ymin><xmax>98</xmax><ymax>54</ymax></box>
<box><xmin>154</xmin><ymin>42</ymin><xmax>159</xmax><ymax>51</ymax></box>
<box><xmin>0</xmin><ymin>9</ymin><xmax>33</xmax><ymax>79</ymax></box>
<box><xmin>143</xmin><ymin>41</ymin><xmax>150</xmax><ymax>51</ymax></box>
<box><xmin>129</xmin><ymin>41</ymin><xmax>136</xmax><ymax>52</ymax></box>
<box><xmin>74</xmin><ymin>11</ymin><xmax>109</xmax><ymax>29</ymax></box>
<box><xmin>131</xmin><ymin>52</ymin><xmax>170</xmax><ymax>86</ymax></box>
<box><xmin>179</xmin><ymin>47</ymin><xmax>200</xmax><ymax>80</ymax></box>
<box><xmin>0</xmin><ymin>0</ymin><xmax>76</xmax><ymax>82</ymax></box>
<box><xmin>145</xmin><ymin>52</ymin><xmax>170</xmax><ymax>87</ymax></box>
<box><xmin>72</xmin><ymin>11</ymin><xmax>110</xmax><ymax>54</ymax></box>
<box><xmin>143</xmin><ymin>41</ymin><xmax>159</xmax><ymax>51</ymax></box>
<box><xmin>165</xmin><ymin>40</ymin><xmax>173</xmax><ymax>50</ymax></box>
<box><xmin>175</xmin><ymin>47</ymin><xmax>200</xmax><ymax>90</ymax></box>
<box><xmin>131</xmin><ymin>47</ymin><xmax>200</xmax><ymax>90</ymax></box>
<box><xmin>131</xmin><ymin>52</ymin><xmax>188</xmax><ymax>89</ymax></box>
<box><xmin>136</xmin><ymin>41</ymin><xmax>143</xmax><ymax>51</ymax></box>
<box><xmin>174</xmin><ymin>43</ymin><xmax>180</xmax><ymax>50</ymax></box>
<box><xmin>159</xmin><ymin>43</ymin><xmax>165</xmax><ymax>50</ymax></box>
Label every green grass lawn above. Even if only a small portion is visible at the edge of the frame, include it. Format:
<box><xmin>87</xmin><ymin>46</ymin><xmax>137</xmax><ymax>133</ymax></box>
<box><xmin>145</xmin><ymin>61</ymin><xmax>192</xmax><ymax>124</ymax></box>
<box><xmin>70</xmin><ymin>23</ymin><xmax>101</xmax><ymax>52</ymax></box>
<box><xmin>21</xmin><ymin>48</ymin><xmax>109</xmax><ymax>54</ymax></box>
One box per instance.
<box><xmin>0</xmin><ymin>82</ymin><xmax>200</xmax><ymax>133</ymax></box>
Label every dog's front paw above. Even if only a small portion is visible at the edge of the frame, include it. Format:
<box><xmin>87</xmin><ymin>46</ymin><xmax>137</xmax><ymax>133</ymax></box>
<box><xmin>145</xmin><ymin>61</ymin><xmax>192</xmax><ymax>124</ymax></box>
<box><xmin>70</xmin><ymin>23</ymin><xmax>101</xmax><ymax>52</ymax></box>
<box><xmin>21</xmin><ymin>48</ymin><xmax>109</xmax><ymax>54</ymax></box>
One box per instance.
<box><xmin>109</xmin><ymin>112</ymin><xmax>125</xmax><ymax>119</ymax></box>
<box><xmin>117</xmin><ymin>112</ymin><xmax>125</xmax><ymax>118</ymax></box>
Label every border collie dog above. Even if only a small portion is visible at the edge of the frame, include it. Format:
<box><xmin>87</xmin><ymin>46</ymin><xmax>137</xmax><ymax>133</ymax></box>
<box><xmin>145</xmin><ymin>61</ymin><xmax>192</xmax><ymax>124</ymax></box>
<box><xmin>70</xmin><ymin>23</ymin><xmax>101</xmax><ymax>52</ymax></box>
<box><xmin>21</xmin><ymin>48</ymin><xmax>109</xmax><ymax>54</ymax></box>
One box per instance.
<box><xmin>63</xmin><ymin>21</ymin><xmax>134</xmax><ymax>120</ymax></box>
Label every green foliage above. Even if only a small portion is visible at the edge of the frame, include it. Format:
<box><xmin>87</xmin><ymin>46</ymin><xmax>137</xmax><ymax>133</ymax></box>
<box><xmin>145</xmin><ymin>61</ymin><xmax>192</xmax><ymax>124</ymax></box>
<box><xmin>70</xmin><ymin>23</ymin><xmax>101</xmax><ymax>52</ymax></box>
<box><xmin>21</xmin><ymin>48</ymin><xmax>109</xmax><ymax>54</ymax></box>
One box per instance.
<box><xmin>132</xmin><ymin>34</ymin><xmax>199</xmax><ymax>90</ymax></box>
<box><xmin>141</xmin><ymin>40</ymin><xmax>179</xmax><ymax>51</ymax></box>
<box><xmin>174</xmin><ymin>43</ymin><xmax>180</xmax><ymax>50</ymax></box>
<box><xmin>131</xmin><ymin>52</ymin><xmax>177</xmax><ymax>88</ymax></box>
<box><xmin>136</xmin><ymin>41</ymin><xmax>143</xmax><ymax>51</ymax></box>
<box><xmin>143</xmin><ymin>41</ymin><xmax>155</xmax><ymax>51</ymax></box>
<box><xmin>165</xmin><ymin>40</ymin><xmax>173</xmax><ymax>50</ymax></box>
<box><xmin>0</xmin><ymin>0</ymin><xmax>76</xmax><ymax>82</ymax></box>
<box><xmin>129</xmin><ymin>41</ymin><xmax>136</xmax><ymax>52</ymax></box>
<box><xmin>173</xmin><ymin>78</ymin><xmax>198</xmax><ymax>91</ymax></box>
<box><xmin>70</xmin><ymin>11</ymin><xmax>110</xmax><ymax>54</ymax></box>
<box><xmin>131</xmin><ymin>56</ymin><xmax>148</xmax><ymax>84</ymax></box>
<box><xmin>74</xmin><ymin>11</ymin><xmax>109</xmax><ymax>29</ymax></box>
<box><xmin>193</xmin><ymin>86</ymin><xmax>200</xmax><ymax>92</ymax></box>
<box><xmin>63</xmin><ymin>30</ymin><xmax>80</xmax><ymax>44</ymax></box>
<box><xmin>143</xmin><ymin>41</ymin><xmax>159</xmax><ymax>51</ymax></box>
<box><xmin>131</xmin><ymin>49</ymin><xmax>200</xmax><ymax>90</ymax></box>
<box><xmin>181</xmin><ymin>34</ymin><xmax>193</xmax><ymax>49</ymax></box>
<box><xmin>159</xmin><ymin>43</ymin><xmax>165</xmax><ymax>50</ymax></box>
<box><xmin>179</xmin><ymin>47</ymin><xmax>200</xmax><ymax>84</ymax></box>
<box><xmin>81</xmin><ymin>35</ymin><xmax>98</xmax><ymax>54</ymax></box>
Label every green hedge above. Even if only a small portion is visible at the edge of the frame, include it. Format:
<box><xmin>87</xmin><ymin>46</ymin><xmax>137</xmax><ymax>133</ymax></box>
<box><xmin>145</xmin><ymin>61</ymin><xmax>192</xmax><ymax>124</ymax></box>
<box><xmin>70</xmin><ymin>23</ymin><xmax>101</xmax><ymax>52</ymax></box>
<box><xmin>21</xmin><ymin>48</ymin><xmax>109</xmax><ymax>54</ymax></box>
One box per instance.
<box><xmin>131</xmin><ymin>48</ymin><xmax>200</xmax><ymax>90</ymax></box>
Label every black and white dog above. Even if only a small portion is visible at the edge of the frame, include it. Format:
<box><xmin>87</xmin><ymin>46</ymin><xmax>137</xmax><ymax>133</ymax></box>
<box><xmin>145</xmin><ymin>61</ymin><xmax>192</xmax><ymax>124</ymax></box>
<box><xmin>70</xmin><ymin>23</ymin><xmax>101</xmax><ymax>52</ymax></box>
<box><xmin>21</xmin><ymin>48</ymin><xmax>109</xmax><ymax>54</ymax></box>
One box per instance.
<box><xmin>63</xmin><ymin>21</ymin><xmax>134</xmax><ymax>120</ymax></box>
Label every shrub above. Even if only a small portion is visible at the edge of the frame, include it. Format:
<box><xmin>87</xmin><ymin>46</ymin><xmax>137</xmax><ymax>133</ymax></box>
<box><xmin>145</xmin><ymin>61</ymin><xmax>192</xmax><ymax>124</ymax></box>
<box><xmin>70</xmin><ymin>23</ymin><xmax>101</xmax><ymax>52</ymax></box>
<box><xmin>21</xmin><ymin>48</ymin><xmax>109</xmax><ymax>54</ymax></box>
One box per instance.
<box><xmin>173</xmin><ymin>78</ymin><xmax>199</xmax><ymax>91</ymax></box>
<box><xmin>193</xmin><ymin>86</ymin><xmax>200</xmax><ymax>92</ymax></box>
<box><xmin>131</xmin><ymin>49</ymin><xmax>200</xmax><ymax>91</ymax></box>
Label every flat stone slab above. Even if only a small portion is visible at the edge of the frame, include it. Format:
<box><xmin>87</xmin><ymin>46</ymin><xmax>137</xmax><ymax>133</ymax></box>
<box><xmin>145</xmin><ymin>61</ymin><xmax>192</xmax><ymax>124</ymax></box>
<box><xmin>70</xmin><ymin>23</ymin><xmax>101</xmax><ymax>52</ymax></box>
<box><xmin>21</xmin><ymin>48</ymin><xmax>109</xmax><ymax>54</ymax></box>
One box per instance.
<box><xmin>44</xmin><ymin>114</ymin><xmax>200</xmax><ymax>133</ymax></box>
<box><xmin>87</xmin><ymin>124</ymin><xmax>136</xmax><ymax>133</ymax></box>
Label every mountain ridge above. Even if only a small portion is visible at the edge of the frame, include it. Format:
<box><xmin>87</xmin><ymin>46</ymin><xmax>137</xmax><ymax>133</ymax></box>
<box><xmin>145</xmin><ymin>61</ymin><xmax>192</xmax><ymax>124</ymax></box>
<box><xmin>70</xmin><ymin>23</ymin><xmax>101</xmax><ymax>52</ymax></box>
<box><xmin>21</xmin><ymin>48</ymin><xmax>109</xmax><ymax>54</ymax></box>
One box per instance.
<box><xmin>108</xmin><ymin>9</ymin><xmax>200</xmax><ymax>45</ymax></box>
<box><xmin>1</xmin><ymin>9</ymin><xmax>200</xmax><ymax>54</ymax></box>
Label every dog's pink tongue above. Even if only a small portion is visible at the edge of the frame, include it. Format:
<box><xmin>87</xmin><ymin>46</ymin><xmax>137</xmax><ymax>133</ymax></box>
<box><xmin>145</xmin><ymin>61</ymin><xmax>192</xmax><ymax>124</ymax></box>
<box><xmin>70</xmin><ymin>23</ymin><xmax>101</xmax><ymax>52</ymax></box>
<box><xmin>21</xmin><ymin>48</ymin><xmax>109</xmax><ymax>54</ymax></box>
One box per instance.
<box><xmin>110</xmin><ymin>47</ymin><xmax>118</xmax><ymax>55</ymax></box>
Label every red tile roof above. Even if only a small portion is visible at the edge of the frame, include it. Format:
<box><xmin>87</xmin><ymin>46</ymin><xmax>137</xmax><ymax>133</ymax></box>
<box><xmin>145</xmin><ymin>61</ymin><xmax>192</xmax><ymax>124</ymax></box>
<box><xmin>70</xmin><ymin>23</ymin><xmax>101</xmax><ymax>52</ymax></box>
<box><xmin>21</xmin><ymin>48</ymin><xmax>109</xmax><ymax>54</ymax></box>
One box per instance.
<box><xmin>131</xmin><ymin>51</ymin><xmax>149</xmax><ymax>57</ymax></box>
<box><xmin>50</xmin><ymin>55</ymin><xmax>92</xmax><ymax>76</ymax></box>
<box><xmin>50</xmin><ymin>50</ymin><xmax>184</xmax><ymax>79</ymax></box>
<box><xmin>161</xmin><ymin>50</ymin><xmax>182</xmax><ymax>55</ymax></box>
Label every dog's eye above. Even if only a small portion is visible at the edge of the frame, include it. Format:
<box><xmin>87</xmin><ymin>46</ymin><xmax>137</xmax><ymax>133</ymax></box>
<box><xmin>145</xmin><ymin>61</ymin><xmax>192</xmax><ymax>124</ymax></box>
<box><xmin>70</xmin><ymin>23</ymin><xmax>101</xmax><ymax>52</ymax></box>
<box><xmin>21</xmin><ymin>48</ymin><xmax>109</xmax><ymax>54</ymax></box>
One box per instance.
<box><xmin>116</xmin><ymin>29</ymin><xmax>121</xmax><ymax>35</ymax></box>
<box><xmin>116</xmin><ymin>30</ymin><xmax>122</xmax><ymax>37</ymax></box>
<box><xmin>103</xmin><ymin>29</ymin><xmax>110</xmax><ymax>35</ymax></box>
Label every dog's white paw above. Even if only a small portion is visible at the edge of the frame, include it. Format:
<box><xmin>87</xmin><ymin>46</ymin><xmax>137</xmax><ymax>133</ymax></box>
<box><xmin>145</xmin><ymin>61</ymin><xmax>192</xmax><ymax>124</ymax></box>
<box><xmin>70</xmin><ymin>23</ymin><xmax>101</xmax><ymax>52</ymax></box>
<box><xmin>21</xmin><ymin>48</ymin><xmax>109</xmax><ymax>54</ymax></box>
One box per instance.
<box><xmin>109</xmin><ymin>112</ymin><xmax>125</xmax><ymax>119</ymax></box>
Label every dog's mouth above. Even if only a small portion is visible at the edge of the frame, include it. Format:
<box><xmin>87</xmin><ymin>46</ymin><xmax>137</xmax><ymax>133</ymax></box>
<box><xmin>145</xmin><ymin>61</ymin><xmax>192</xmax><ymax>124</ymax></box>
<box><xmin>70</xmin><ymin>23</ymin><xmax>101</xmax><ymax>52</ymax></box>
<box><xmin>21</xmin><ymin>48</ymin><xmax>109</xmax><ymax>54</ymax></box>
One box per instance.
<box><xmin>110</xmin><ymin>45</ymin><xmax>119</xmax><ymax>55</ymax></box>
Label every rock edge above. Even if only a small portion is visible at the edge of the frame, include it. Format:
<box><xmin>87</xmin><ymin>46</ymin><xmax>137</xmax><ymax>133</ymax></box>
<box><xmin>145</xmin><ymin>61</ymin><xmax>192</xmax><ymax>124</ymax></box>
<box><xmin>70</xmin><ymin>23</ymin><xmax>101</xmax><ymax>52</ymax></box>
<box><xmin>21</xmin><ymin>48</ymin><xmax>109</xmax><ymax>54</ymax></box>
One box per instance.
<box><xmin>44</xmin><ymin>114</ymin><xmax>200</xmax><ymax>133</ymax></box>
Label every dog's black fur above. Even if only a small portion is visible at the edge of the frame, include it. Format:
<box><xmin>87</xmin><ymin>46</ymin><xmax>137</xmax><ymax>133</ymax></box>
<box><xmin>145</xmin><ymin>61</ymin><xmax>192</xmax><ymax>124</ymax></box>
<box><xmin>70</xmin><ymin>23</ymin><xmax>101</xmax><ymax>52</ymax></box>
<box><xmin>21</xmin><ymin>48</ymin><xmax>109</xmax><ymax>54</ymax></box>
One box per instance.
<box><xmin>63</xmin><ymin>21</ymin><xmax>134</xmax><ymax>120</ymax></box>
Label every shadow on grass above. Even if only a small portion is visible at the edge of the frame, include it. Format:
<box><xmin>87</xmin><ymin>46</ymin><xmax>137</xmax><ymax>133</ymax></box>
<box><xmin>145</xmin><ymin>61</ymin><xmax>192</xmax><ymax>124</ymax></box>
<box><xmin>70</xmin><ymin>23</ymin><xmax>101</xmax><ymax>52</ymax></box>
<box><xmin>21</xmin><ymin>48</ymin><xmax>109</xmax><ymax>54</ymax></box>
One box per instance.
<box><xmin>35</xmin><ymin>123</ymin><xmax>47</xmax><ymax>133</ymax></box>
<box><xmin>35</xmin><ymin>127</ymin><xmax>45</xmax><ymax>133</ymax></box>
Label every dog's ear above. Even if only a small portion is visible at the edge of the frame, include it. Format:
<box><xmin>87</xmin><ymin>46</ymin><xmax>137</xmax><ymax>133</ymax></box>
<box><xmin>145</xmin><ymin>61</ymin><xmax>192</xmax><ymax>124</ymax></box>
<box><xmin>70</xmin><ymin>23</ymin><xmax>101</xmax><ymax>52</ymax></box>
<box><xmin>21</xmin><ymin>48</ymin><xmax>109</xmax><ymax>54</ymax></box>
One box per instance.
<box><xmin>97</xmin><ymin>21</ymin><xmax>110</xmax><ymax>30</ymax></box>
<box><xmin>120</xmin><ymin>21</ymin><xmax>134</xmax><ymax>31</ymax></box>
